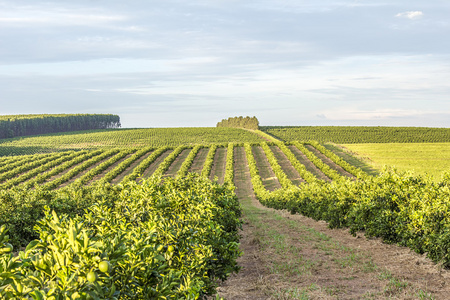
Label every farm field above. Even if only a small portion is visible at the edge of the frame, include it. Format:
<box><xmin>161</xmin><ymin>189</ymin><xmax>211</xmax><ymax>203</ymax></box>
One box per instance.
<box><xmin>1</xmin><ymin>126</ymin><xmax>450</xmax><ymax>298</ymax></box>
<box><xmin>263</xmin><ymin>126</ymin><xmax>450</xmax><ymax>143</ymax></box>
<box><xmin>342</xmin><ymin>143</ymin><xmax>450</xmax><ymax>181</ymax></box>
<box><xmin>0</xmin><ymin>127</ymin><xmax>265</xmax><ymax>156</ymax></box>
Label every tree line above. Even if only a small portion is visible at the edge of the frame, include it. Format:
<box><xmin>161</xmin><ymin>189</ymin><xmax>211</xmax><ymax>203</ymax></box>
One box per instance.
<box><xmin>216</xmin><ymin>116</ymin><xmax>259</xmax><ymax>130</ymax></box>
<box><xmin>0</xmin><ymin>114</ymin><xmax>121</xmax><ymax>139</ymax></box>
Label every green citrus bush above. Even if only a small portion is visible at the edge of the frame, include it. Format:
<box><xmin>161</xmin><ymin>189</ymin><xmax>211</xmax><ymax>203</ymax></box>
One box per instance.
<box><xmin>250</xmin><ymin>166</ymin><xmax>450</xmax><ymax>266</ymax></box>
<box><xmin>240</xmin><ymin>142</ymin><xmax>450</xmax><ymax>266</ymax></box>
<box><xmin>0</xmin><ymin>174</ymin><xmax>241</xmax><ymax>299</ymax></box>
<box><xmin>0</xmin><ymin>183</ymin><xmax>120</xmax><ymax>248</ymax></box>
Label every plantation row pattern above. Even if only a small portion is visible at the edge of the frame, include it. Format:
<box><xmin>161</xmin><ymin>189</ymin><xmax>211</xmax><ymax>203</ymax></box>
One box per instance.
<box><xmin>263</xmin><ymin>126</ymin><xmax>450</xmax><ymax>143</ymax></box>
<box><xmin>2</xmin><ymin>139</ymin><xmax>450</xmax><ymax>298</ymax></box>
<box><xmin>0</xmin><ymin>142</ymin><xmax>355</xmax><ymax>192</ymax></box>
<box><xmin>1</xmin><ymin>141</ymin><xmax>357</xmax><ymax>252</ymax></box>
<box><xmin>0</xmin><ymin>127</ymin><xmax>266</xmax><ymax>156</ymax></box>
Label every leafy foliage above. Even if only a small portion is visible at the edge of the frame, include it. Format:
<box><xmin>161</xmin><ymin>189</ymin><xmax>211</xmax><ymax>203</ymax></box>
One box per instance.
<box><xmin>0</xmin><ymin>127</ymin><xmax>264</xmax><ymax>156</ymax></box>
<box><xmin>201</xmin><ymin>145</ymin><xmax>218</xmax><ymax>178</ymax></box>
<box><xmin>217</xmin><ymin>116</ymin><xmax>259</xmax><ymax>130</ymax></box>
<box><xmin>264</xmin><ymin>126</ymin><xmax>450</xmax><ymax>143</ymax></box>
<box><xmin>0</xmin><ymin>114</ymin><xmax>120</xmax><ymax>139</ymax></box>
<box><xmin>0</xmin><ymin>175</ymin><xmax>241</xmax><ymax>299</ymax></box>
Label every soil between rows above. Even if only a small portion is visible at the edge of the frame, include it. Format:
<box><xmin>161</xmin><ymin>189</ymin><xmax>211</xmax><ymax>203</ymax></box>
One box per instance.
<box><xmin>88</xmin><ymin>151</ymin><xmax>135</xmax><ymax>184</ymax></box>
<box><xmin>288</xmin><ymin>145</ymin><xmax>331</xmax><ymax>182</ymax></box>
<box><xmin>189</xmin><ymin>147</ymin><xmax>209</xmax><ymax>174</ymax></box>
<box><xmin>111</xmin><ymin>149</ymin><xmax>154</xmax><ymax>184</ymax></box>
<box><xmin>304</xmin><ymin>144</ymin><xmax>354</xmax><ymax>179</ymax></box>
<box><xmin>216</xmin><ymin>147</ymin><xmax>450</xmax><ymax>299</ymax></box>
<box><xmin>210</xmin><ymin>147</ymin><xmax>227</xmax><ymax>184</ymax></box>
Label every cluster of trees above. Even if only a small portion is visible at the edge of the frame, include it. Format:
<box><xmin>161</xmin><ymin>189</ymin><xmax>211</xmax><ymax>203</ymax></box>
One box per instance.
<box><xmin>0</xmin><ymin>114</ymin><xmax>121</xmax><ymax>139</ymax></box>
<box><xmin>216</xmin><ymin>116</ymin><xmax>259</xmax><ymax>130</ymax></box>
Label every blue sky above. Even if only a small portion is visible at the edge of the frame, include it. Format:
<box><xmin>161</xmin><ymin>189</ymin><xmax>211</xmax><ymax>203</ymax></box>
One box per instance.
<box><xmin>1</xmin><ymin>0</ymin><xmax>449</xmax><ymax>127</ymax></box>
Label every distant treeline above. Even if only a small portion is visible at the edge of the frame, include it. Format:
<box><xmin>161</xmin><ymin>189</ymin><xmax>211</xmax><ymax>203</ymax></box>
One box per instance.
<box><xmin>216</xmin><ymin>116</ymin><xmax>259</xmax><ymax>130</ymax></box>
<box><xmin>0</xmin><ymin>114</ymin><xmax>121</xmax><ymax>139</ymax></box>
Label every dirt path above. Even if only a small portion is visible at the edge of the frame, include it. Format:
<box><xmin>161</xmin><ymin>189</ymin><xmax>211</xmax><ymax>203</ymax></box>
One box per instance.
<box><xmin>216</xmin><ymin>146</ymin><xmax>272</xmax><ymax>299</ymax></box>
<box><xmin>188</xmin><ymin>147</ymin><xmax>209</xmax><ymax>174</ymax></box>
<box><xmin>210</xmin><ymin>147</ymin><xmax>227</xmax><ymax>184</ymax></box>
<box><xmin>141</xmin><ymin>150</ymin><xmax>172</xmax><ymax>179</ymax></box>
<box><xmin>216</xmin><ymin>148</ymin><xmax>450</xmax><ymax>299</ymax></box>
<box><xmin>164</xmin><ymin>148</ymin><xmax>192</xmax><ymax>178</ymax></box>
<box><xmin>251</xmin><ymin>146</ymin><xmax>282</xmax><ymax>191</ymax></box>
<box><xmin>324</xmin><ymin>144</ymin><xmax>379</xmax><ymax>176</ymax></box>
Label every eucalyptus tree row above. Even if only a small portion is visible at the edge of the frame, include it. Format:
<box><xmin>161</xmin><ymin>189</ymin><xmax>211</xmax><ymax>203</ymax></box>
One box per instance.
<box><xmin>0</xmin><ymin>114</ymin><xmax>121</xmax><ymax>139</ymax></box>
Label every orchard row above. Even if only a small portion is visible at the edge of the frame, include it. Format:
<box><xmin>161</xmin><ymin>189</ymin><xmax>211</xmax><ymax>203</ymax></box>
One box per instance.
<box><xmin>264</xmin><ymin>126</ymin><xmax>450</xmax><ymax>143</ymax></box>
<box><xmin>2</xmin><ymin>140</ymin><xmax>450</xmax><ymax>298</ymax></box>
<box><xmin>0</xmin><ymin>142</ymin><xmax>354</xmax><ymax>194</ymax></box>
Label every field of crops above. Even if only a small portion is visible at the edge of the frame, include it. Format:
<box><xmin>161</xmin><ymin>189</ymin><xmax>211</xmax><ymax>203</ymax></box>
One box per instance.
<box><xmin>0</xmin><ymin>127</ymin><xmax>266</xmax><ymax>156</ymax></box>
<box><xmin>263</xmin><ymin>126</ymin><xmax>450</xmax><ymax>143</ymax></box>
<box><xmin>1</xmin><ymin>126</ymin><xmax>450</xmax><ymax>298</ymax></box>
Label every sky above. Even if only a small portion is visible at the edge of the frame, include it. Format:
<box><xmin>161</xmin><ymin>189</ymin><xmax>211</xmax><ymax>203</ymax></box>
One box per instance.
<box><xmin>0</xmin><ymin>0</ymin><xmax>449</xmax><ymax>128</ymax></box>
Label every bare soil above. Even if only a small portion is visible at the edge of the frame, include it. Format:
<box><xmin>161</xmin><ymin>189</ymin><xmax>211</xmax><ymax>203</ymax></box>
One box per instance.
<box><xmin>251</xmin><ymin>146</ymin><xmax>282</xmax><ymax>191</ymax></box>
<box><xmin>217</xmin><ymin>146</ymin><xmax>271</xmax><ymax>299</ymax></box>
<box><xmin>269</xmin><ymin>145</ymin><xmax>305</xmax><ymax>185</ymax></box>
<box><xmin>210</xmin><ymin>147</ymin><xmax>227</xmax><ymax>184</ymax></box>
<box><xmin>43</xmin><ymin>152</ymin><xmax>104</xmax><ymax>184</ymax></box>
<box><xmin>188</xmin><ymin>147</ymin><xmax>209</xmax><ymax>174</ymax></box>
<box><xmin>111</xmin><ymin>150</ymin><xmax>154</xmax><ymax>184</ymax></box>
<box><xmin>141</xmin><ymin>150</ymin><xmax>172</xmax><ymax>179</ymax></box>
<box><xmin>59</xmin><ymin>151</ymin><xmax>118</xmax><ymax>187</ymax></box>
<box><xmin>87</xmin><ymin>152</ymin><xmax>135</xmax><ymax>184</ymax></box>
<box><xmin>164</xmin><ymin>148</ymin><xmax>192</xmax><ymax>178</ymax></box>
<box><xmin>323</xmin><ymin>143</ymin><xmax>379</xmax><ymax>176</ymax></box>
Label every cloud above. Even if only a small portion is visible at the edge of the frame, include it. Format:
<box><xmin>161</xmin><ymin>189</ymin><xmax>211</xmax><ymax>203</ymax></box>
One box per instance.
<box><xmin>395</xmin><ymin>11</ymin><xmax>424</xmax><ymax>20</ymax></box>
<box><xmin>0</xmin><ymin>13</ymin><xmax>127</xmax><ymax>27</ymax></box>
<box><xmin>317</xmin><ymin>108</ymin><xmax>448</xmax><ymax>121</ymax></box>
<box><xmin>0</xmin><ymin>2</ymin><xmax>127</xmax><ymax>27</ymax></box>
<box><xmin>1</xmin><ymin>1</ymin><xmax>450</xmax><ymax>127</ymax></box>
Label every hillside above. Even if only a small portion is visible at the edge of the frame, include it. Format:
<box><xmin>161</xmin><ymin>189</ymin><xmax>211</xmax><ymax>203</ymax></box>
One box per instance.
<box><xmin>1</xmin><ymin>126</ymin><xmax>450</xmax><ymax>299</ymax></box>
<box><xmin>0</xmin><ymin>127</ymin><xmax>265</xmax><ymax>156</ymax></box>
<box><xmin>263</xmin><ymin>126</ymin><xmax>450</xmax><ymax>143</ymax></box>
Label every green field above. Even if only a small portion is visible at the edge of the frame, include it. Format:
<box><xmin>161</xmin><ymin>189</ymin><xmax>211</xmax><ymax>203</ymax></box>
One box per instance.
<box><xmin>342</xmin><ymin>143</ymin><xmax>450</xmax><ymax>180</ymax></box>
<box><xmin>263</xmin><ymin>126</ymin><xmax>450</xmax><ymax>143</ymax></box>
<box><xmin>0</xmin><ymin>127</ymin><xmax>265</xmax><ymax>156</ymax></box>
<box><xmin>2</xmin><ymin>124</ymin><xmax>450</xmax><ymax>298</ymax></box>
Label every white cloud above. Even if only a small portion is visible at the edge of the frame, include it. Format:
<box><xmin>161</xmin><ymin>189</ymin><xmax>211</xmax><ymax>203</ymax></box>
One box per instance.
<box><xmin>395</xmin><ymin>11</ymin><xmax>424</xmax><ymax>20</ymax></box>
<box><xmin>0</xmin><ymin>14</ymin><xmax>126</xmax><ymax>26</ymax></box>
<box><xmin>0</xmin><ymin>3</ymin><xmax>127</xmax><ymax>27</ymax></box>
<box><xmin>1</xmin><ymin>1</ymin><xmax>450</xmax><ymax>127</ymax></box>
<box><xmin>318</xmin><ymin>108</ymin><xmax>447</xmax><ymax>121</ymax></box>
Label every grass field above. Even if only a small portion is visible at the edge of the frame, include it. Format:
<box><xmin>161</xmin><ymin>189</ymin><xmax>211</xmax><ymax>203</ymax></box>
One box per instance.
<box><xmin>342</xmin><ymin>143</ymin><xmax>450</xmax><ymax>180</ymax></box>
